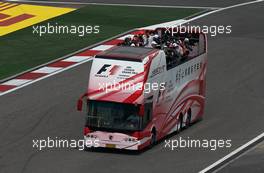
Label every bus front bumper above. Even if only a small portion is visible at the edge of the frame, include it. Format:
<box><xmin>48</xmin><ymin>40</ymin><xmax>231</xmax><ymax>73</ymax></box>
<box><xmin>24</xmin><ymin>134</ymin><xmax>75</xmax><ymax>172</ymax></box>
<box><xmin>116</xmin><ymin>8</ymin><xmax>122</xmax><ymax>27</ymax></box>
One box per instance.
<box><xmin>84</xmin><ymin>131</ymin><xmax>151</xmax><ymax>150</ymax></box>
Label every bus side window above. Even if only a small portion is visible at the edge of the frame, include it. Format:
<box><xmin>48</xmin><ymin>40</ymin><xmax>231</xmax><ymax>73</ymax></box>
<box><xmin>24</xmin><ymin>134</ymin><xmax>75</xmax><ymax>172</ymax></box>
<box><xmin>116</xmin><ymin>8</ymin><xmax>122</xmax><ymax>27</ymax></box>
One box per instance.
<box><xmin>198</xmin><ymin>33</ymin><xmax>206</xmax><ymax>55</ymax></box>
<box><xmin>142</xmin><ymin>102</ymin><xmax>152</xmax><ymax>127</ymax></box>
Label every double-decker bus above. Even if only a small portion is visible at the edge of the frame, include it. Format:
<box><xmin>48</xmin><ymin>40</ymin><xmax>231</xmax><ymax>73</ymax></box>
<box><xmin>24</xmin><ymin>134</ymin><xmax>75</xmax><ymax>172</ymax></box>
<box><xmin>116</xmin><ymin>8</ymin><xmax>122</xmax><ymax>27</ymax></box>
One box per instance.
<box><xmin>77</xmin><ymin>29</ymin><xmax>207</xmax><ymax>150</ymax></box>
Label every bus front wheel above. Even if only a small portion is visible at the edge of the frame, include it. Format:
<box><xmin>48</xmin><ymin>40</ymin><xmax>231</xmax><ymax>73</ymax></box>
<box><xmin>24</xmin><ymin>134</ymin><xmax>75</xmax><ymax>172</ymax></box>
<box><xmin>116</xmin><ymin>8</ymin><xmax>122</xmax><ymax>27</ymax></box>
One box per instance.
<box><xmin>150</xmin><ymin>129</ymin><xmax>156</xmax><ymax>147</ymax></box>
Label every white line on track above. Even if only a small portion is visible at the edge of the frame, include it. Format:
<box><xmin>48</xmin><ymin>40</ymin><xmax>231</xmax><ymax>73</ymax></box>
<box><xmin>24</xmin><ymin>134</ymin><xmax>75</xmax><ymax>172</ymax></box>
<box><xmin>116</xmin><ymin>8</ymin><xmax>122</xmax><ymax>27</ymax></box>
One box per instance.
<box><xmin>2</xmin><ymin>79</ymin><xmax>32</xmax><ymax>86</ymax></box>
<box><xmin>183</xmin><ymin>0</ymin><xmax>264</xmax><ymax>24</ymax></box>
<box><xmin>140</xmin><ymin>0</ymin><xmax>264</xmax><ymax>29</ymax></box>
<box><xmin>5</xmin><ymin>0</ymin><xmax>221</xmax><ymax>9</ymax></box>
<box><xmin>199</xmin><ymin>132</ymin><xmax>264</xmax><ymax>173</ymax></box>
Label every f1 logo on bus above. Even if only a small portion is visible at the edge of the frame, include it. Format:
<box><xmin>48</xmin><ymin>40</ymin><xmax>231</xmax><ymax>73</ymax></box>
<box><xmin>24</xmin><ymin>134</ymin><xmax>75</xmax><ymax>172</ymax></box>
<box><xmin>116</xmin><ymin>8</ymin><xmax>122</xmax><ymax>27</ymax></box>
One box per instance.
<box><xmin>96</xmin><ymin>64</ymin><xmax>121</xmax><ymax>76</ymax></box>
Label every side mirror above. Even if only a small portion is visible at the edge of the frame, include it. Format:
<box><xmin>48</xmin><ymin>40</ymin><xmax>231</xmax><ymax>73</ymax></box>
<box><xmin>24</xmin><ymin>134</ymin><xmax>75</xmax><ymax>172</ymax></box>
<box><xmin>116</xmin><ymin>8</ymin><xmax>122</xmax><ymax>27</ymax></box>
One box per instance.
<box><xmin>77</xmin><ymin>99</ymin><xmax>83</xmax><ymax>111</ymax></box>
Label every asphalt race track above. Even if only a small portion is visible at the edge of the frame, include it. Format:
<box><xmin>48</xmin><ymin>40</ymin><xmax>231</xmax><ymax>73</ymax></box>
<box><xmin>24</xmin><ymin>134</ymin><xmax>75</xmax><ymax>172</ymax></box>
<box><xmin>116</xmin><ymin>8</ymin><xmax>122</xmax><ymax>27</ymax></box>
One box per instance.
<box><xmin>220</xmin><ymin>141</ymin><xmax>264</xmax><ymax>172</ymax></box>
<box><xmin>0</xmin><ymin>0</ymin><xmax>264</xmax><ymax>173</ymax></box>
<box><xmin>17</xmin><ymin>0</ymin><xmax>257</xmax><ymax>7</ymax></box>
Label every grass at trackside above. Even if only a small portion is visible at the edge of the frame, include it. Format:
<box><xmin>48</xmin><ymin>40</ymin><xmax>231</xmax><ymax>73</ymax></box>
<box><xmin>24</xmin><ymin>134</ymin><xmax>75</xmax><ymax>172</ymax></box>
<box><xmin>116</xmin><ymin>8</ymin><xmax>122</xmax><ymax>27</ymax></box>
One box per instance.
<box><xmin>0</xmin><ymin>5</ymin><xmax>202</xmax><ymax>80</ymax></box>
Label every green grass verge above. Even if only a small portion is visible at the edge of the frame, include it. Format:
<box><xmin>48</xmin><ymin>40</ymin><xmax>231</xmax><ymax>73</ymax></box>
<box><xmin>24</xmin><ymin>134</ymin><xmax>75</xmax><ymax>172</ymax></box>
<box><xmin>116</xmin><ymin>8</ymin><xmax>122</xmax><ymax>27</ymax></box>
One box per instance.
<box><xmin>0</xmin><ymin>5</ymin><xmax>202</xmax><ymax>80</ymax></box>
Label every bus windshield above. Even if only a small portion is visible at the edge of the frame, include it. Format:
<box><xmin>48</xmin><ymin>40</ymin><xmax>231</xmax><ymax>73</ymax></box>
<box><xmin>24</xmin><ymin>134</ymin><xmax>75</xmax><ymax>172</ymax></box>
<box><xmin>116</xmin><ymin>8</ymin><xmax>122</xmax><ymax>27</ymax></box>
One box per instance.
<box><xmin>86</xmin><ymin>100</ymin><xmax>142</xmax><ymax>131</ymax></box>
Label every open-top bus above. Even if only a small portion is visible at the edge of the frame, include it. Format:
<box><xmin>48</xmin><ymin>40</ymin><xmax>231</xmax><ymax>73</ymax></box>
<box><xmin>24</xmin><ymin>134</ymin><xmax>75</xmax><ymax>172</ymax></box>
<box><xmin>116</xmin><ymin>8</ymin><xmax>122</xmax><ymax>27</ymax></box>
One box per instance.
<box><xmin>77</xmin><ymin>29</ymin><xmax>207</xmax><ymax>150</ymax></box>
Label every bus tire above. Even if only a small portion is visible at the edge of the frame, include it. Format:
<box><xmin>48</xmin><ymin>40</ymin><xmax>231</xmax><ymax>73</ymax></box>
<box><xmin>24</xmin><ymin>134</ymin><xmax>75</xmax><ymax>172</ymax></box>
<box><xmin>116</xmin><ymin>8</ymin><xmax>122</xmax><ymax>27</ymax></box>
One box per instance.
<box><xmin>186</xmin><ymin>109</ymin><xmax>192</xmax><ymax>128</ymax></box>
<box><xmin>150</xmin><ymin>129</ymin><xmax>156</xmax><ymax>147</ymax></box>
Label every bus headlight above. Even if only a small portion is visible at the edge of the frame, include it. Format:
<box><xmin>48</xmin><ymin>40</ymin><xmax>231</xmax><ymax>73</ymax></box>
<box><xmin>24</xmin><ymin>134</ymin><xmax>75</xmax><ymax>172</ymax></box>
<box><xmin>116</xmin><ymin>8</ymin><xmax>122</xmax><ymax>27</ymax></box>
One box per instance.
<box><xmin>87</xmin><ymin>134</ymin><xmax>97</xmax><ymax>139</ymax></box>
<box><xmin>124</xmin><ymin>137</ymin><xmax>137</xmax><ymax>142</ymax></box>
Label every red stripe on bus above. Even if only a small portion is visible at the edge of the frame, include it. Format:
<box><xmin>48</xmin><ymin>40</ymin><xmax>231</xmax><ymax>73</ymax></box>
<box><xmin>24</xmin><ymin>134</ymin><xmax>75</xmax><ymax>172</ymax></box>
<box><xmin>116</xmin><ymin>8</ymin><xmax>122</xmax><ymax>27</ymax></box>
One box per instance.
<box><xmin>130</xmin><ymin>30</ymin><xmax>145</xmax><ymax>35</ymax></box>
<box><xmin>123</xmin><ymin>89</ymin><xmax>143</xmax><ymax>103</ymax></box>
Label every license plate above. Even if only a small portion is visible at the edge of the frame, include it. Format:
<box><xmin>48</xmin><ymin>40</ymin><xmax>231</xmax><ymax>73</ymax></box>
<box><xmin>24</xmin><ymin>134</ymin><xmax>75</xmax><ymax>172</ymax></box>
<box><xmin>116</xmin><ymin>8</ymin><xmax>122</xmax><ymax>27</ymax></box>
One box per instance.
<box><xmin>106</xmin><ymin>144</ymin><xmax>116</xmax><ymax>148</ymax></box>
